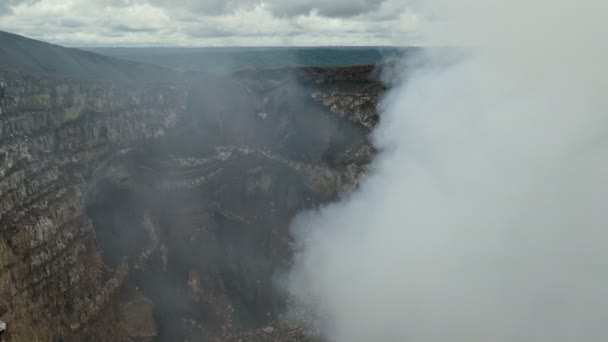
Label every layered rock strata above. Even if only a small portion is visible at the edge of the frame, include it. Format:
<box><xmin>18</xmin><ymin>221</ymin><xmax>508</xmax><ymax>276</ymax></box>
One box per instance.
<box><xmin>0</xmin><ymin>65</ymin><xmax>383</xmax><ymax>341</ymax></box>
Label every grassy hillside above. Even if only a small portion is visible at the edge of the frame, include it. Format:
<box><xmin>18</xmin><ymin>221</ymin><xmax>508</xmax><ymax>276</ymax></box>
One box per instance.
<box><xmin>0</xmin><ymin>31</ymin><xmax>175</xmax><ymax>81</ymax></box>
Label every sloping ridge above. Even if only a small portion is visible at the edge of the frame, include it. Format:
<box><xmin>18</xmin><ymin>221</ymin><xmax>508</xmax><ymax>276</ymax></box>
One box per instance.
<box><xmin>0</xmin><ymin>30</ymin><xmax>176</xmax><ymax>81</ymax></box>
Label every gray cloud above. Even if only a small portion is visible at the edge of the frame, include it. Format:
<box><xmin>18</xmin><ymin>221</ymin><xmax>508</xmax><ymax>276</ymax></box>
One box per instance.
<box><xmin>112</xmin><ymin>24</ymin><xmax>158</xmax><ymax>33</ymax></box>
<box><xmin>0</xmin><ymin>0</ymin><xmax>420</xmax><ymax>46</ymax></box>
<box><xmin>61</xmin><ymin>19</ymin><xmax>85</xmax><ymax>28</ymax></box>
<box><xmin>267</xmin><ymin>0</ymin><xmax>385</xmax><ymax>17</ymax></box>
<box><xmin>147</xmin><ymin>0</ymin><xmax>387</xmax><ymax>18</ymax></box>
<box><xmin>0</xmin><ymin>0</ymin><xmax>39</xmax><ymax>16</ymax></box>
<box><xmin>185</xmin><ymin>26</ymin><xmax>244</xmax><ymax>38</ymax></box>
<box><xmin>146</xmin><ymin>0</ymin><xmax>254</xmax><ymax>15</ymax></box>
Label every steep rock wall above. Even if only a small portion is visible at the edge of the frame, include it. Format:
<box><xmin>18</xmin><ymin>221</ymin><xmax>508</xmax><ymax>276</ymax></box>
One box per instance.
<box><xmin>0</xmin><ymin>72</ymin><xmax>188</xmax><ymax>341</ymax></box>
<box><xmin>0</xmin><ymin>65</ymin><xmax>383</xmax><ymax>341</ymax></box>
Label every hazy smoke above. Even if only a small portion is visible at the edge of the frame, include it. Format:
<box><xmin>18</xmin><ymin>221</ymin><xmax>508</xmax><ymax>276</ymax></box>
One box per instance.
<box><xmin>288</xmin><ymin>0</ymin><xmax>608</xmax><ymax>341</ymax></box>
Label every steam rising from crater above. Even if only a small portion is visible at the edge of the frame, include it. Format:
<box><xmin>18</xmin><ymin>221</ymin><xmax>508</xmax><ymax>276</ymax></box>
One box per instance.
<box><xmin>288</xmin><ymin>1</ymin><xmax>608</xmax><ymax>341</ymax></box>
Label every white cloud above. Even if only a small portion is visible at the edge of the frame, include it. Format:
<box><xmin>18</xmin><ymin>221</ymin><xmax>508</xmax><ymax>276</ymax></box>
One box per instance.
<box><xmin>0</xmin><ymin>0</ymin><xmax>421</xmax><ymax>46</ymax></box>
<box><xmin>288</xmin><ymin>0</ymin><xmax>608</xmax><ymax>341</ymax></box>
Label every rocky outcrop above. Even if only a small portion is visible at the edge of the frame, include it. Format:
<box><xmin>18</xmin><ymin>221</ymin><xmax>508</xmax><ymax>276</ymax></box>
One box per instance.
<box><xmin>0</xmin><ymin>72</ymin><xmax>187</xmax><ymax>341</ymax></box>
<box><xmin>220</xmin><ymin>321</ymin><xmax>326</xmax><ymax>342</ymax></box>
<box><xmin>0</xmin><ymin>64</ymin><xmax>383</xmax><ymax>341</ymax></box>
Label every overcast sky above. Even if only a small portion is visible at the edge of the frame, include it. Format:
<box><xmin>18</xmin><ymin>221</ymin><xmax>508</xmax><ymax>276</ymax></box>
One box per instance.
<box><xmin>0</xmin><ymin>0</ymin><xmax>423</xmax><ymax>46</ymax></box>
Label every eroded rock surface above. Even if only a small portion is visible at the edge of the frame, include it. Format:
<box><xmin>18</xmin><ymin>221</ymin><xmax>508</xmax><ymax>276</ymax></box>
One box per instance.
<box><xmin>0</xmin><ymin>72</ymin><xmax>187</xmax><ymax>341</ymax></box>
<box><xmin>0</xmin><ymin>65</ymin><xmax>383</xmax><ymax>341</ymax></box>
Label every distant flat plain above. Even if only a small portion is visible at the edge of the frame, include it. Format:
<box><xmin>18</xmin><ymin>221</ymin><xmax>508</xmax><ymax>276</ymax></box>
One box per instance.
<box><xmin>85</xmin><ymin>47</ymin><xmax>415</xmax><ymax>74</ymax></box>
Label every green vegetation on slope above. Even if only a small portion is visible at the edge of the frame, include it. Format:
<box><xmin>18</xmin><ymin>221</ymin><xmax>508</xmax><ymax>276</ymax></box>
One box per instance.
<box><xmin>0</xmin><ymin>30</ymin><xmax>176</xmax><ymax>81</ymax></box>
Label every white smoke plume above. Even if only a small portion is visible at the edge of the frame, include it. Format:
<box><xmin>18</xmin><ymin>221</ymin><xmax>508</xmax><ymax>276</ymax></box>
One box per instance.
<box><xmin>288</xmin><ymin>0</ymin><xmax>608</xmax><ymax>341</ymax></box>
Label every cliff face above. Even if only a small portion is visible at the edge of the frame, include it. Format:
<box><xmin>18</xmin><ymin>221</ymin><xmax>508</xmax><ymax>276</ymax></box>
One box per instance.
<box><xmin>0</xmin><ymin>65</ymin><xmax>382</xmax><ymax>341</ymax></box>
<box><xmin>0</xmin><ymin>73</ymin><xmax>188</xmax><ymax>341</ymax></box>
